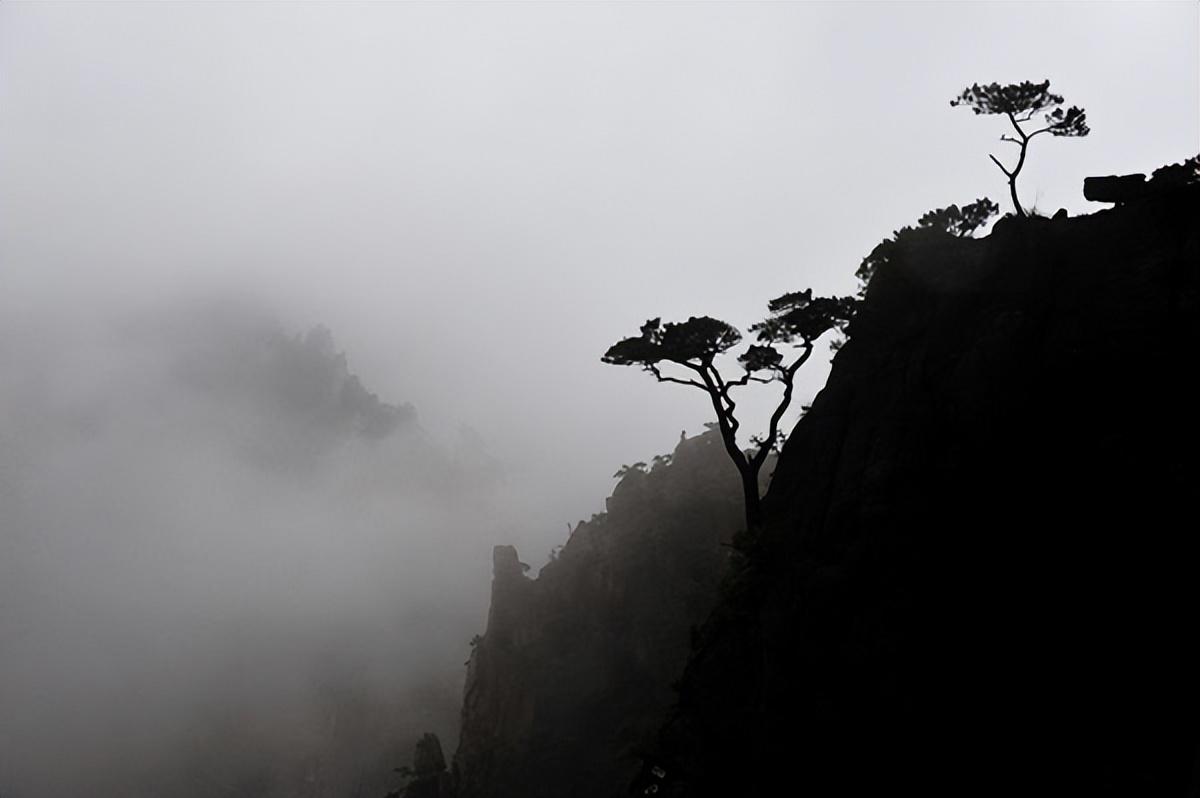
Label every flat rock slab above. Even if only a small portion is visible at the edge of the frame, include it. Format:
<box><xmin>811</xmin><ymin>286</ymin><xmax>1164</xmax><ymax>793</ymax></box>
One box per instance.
<box><xmin>1084</xmin><ymin>173</ymin><xmax>1147</xmax><ymax>203</ymax></box>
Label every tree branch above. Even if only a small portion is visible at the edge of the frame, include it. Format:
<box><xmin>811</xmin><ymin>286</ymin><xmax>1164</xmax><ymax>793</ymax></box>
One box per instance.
<box><xmin>750</xmin><ymin>343</ymin><xmax>812</xmax><ymax>472</ymax></box>
<box><xmin>709</xmin><ymin>363</ymin><xmax>730</xmax><ymax>395</ymax></box>
<box><xmin>722</xmin><ymin>370</ymin><xmax>773</xmax><ymax>395</ymax></box>
<box><xmin>725</xmin><ymin>372</ymin><xmax>752</xmax><ymax>388</ymax></box>
<box><xmin>1005</xmin><ymin>111</ymin><xmax>1029</xmax><ymax>140</ymax></box>
<box><xmin>707</xmin><ymin>363</ymin><xmax>741</xmax><ymax>436</ymax></box>
<box><xmin>646</xmin><ymin>363</ymin><xmax>706</xmax><ymax>390</ymax></box>
<box><xmin>697</xmin><ymin>367</ymin><xmax>749</xmax><ymax>472</ymax></box>
<box><xmin>787</xmin><ymin>344</ymin><xmax>814</xmax><ymax>374</ymax></box>
<box><xmin>988</xmin><ymin>153</ymin><xmax>1013</xmax><ymax>177</ymax></box>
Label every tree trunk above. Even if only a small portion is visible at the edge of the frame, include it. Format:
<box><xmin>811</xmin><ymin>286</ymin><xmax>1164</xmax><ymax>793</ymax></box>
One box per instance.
<box><xmin>1009</xmin><ymin>174</ymin><xmax>1026</xmax><ymax>218</ymax></box>
<box><xmin>741</xmin><ymin>467</ymin><xmax>763</xmax><ymax>532</ymax></box>
<box><xmin>1009</xmin><ymin>136</ymin><xmax>1029</xmax><ymax>217</ymax></box>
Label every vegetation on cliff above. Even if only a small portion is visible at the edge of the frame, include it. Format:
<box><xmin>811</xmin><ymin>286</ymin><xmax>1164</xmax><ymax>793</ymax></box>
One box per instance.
<box><xmin>450</xmin><ymin>429</ymin><xmax>766</xmax><ymax>798</ymax></box>
<box><xmin>951</xmin><ymin>79</ymin><xmax>1089</xmax><ymax>216</ymax></box>
<box><xmin>643</xmin><ymin>173</ymin><xmax>1200</xmax><ymax>797</ymax></box>
<box><xmin>602</xmin><ymin>297</ymin><xmax>853</xmax><ymax>531</ymax></box>
<box><xmin>447</xmin><ymin>71</ymin><xmax>1197</xmax><ymax>797</ymax></box>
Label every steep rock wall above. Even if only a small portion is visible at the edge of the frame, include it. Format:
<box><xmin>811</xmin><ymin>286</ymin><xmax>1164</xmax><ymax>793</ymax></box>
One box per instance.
<box><xmin>654</xmin><ymin>186</ymin><xmax>1200</xmax><ymax>796</ymax></box>
<box><xmin>453</xmin><ymin>431</ymin><xmax>759</xmax><ymax>798</ymax></box>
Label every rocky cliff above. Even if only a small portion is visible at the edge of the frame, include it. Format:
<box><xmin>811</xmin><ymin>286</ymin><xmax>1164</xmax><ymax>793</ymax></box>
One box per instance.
<box><xmin>447</xmin><ymin>173</ymin><xmax>1198</xmax><ymax>798</ymax></box>
<box><xmin>452</xmin><ymin>431</ymin><xmax>764</xmax><ymax>798</ymax></box>
<box><xmin>650</xmin><ymin>182</ymin><xmax>1200</xmax><ymax>796</ymax></box>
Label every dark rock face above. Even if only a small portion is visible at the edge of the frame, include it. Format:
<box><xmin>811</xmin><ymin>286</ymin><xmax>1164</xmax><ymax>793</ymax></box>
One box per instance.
<box><xmin>1085</xmin><ymin>157</ymin><xmax>1198</xmax><ymax>204</ymax></box>
<box><xmin>452</xmin><ymin>432</ymin><xmax>754</xmax><ymax>798</ymax></box>
<box><xmin>656</xmin><ymin>186</ymin><xmax>1200</xmax><ymax>796</ymax></box>
<box><xmin>413</xmin><ymin>733</ymin><xmax>448</xmax><ymax>778</ymax></box>
<box><xmin>388</xmin><ymin>733</ymin><xmax>451</xmax><ymax>798</ymax></box>
<box><xmin>1083</xmin><ymin>173</ymin><xmax>1147</xmax><ymax>203</ymax></box>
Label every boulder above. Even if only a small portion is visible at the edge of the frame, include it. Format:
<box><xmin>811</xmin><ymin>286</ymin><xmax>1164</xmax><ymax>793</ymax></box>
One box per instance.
<box><xmin>1083</xmin><ymin>173</ymin><xmax>1146</xmax><ymax>203</ymax></box>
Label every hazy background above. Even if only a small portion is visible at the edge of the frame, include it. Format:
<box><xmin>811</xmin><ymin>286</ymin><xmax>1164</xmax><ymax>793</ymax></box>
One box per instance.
<box><xmin>1</xmin><ymin>2</ymin><xmax>1196</xmax><ymax>796</ymax></box>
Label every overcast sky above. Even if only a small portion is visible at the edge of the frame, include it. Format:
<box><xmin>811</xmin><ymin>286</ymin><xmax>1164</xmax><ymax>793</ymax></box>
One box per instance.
<box><xmin>0</xmin><ymin>2</ymin><xmax>1196</xmax><ymax>794</ymax></box>
<box><xmin>3</xmin><ymin>2</ymin><xmax>1196</xmax><ymax>514</ymax></box>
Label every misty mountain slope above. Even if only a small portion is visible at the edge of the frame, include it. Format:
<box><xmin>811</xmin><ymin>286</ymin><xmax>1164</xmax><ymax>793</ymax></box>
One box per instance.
<box><xmin>166</xmin><ymin>315</ymin><xmax>417</xmax><ymax>463</ymax></box>
<box><xmin>0</xmin><ymin>303</ymin><xmax>503</xmax><ymax>798</ymax></box>
<box><xmin>451</xmin><ymin>430</ymin><xmax>768</xmax><ymax>798</ymax></box>
<box><xmin>649</xmin><ymin>182</ymin><xmax>1200</xmax><ymax>796</ymax></box>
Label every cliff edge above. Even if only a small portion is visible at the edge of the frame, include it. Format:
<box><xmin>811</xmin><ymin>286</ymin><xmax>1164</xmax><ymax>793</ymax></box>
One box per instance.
<box><xmin>653</xmin><ymin>184</ymin><xmax>1200</xmax><ymax>796</ymax></box>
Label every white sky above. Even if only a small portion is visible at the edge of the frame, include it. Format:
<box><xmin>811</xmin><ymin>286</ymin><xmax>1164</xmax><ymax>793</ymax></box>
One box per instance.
<box><xmin>2</xmin><ymin>0</ymin><xmax>1197</xmax><ymax>523</ymax></box>
<box><xmin>1</xmin><ymin>4</ymin><xmax>1196</xmax><ymax>794</ymax></box>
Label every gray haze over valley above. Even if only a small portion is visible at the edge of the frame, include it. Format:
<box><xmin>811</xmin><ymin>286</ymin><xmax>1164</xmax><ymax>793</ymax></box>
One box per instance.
<box><xmin>1</xmin><ymin>3</ymin><xmax>1195</xmax><ymax>795</ymax></box>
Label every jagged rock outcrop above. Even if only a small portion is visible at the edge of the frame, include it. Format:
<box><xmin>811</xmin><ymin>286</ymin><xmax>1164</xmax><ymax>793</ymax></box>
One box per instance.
<box><xmin>649</xmin><ymin>183</ymin><xmax>1200</xmax><ymax>796</ymax></box>
<box><xmin>1083</xmin><ymin>155</ymin><xmax>1198</xmax><ymax>205</ymax></box>
<box><xmin>387</xmin><ymin>733</ymin><xmax>452</xmax><ymax>798</ymax></box>
<box><xmin>452</xmin><ymin>431</ymin><xmax>763</xmax><ymax>798</ymax></box>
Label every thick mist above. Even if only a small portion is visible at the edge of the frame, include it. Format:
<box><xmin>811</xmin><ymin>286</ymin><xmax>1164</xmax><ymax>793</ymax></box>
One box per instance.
<box><xmin>0</xmin><ymin>297</ymin><xmax>523</xmax><ymax>795</ymax></box>
<box><xmin>1</xmin><ymin>2</ymin><xmax>1196</xmax><ymax>796</ymax></box>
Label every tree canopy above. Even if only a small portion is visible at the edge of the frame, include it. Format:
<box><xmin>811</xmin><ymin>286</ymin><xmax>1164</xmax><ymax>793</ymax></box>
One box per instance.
<box><xmin>952</xmin><ymin>80</ymin><xmax>1088</xmax><ymax>216</ymax></box>
<box><xmin>602</xmin><ymin>316</ymin><xmax>742</xmax><ymax>382</ymax></box>
<box><xmin>603</xmin><ymin>292</ymin><xmax>855</xmax><ymax>530</ymax></box>
<box><xmin>855</xmin><ymin>197</ymin><xmax>998</xmax><ymax>295</ymax></box>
